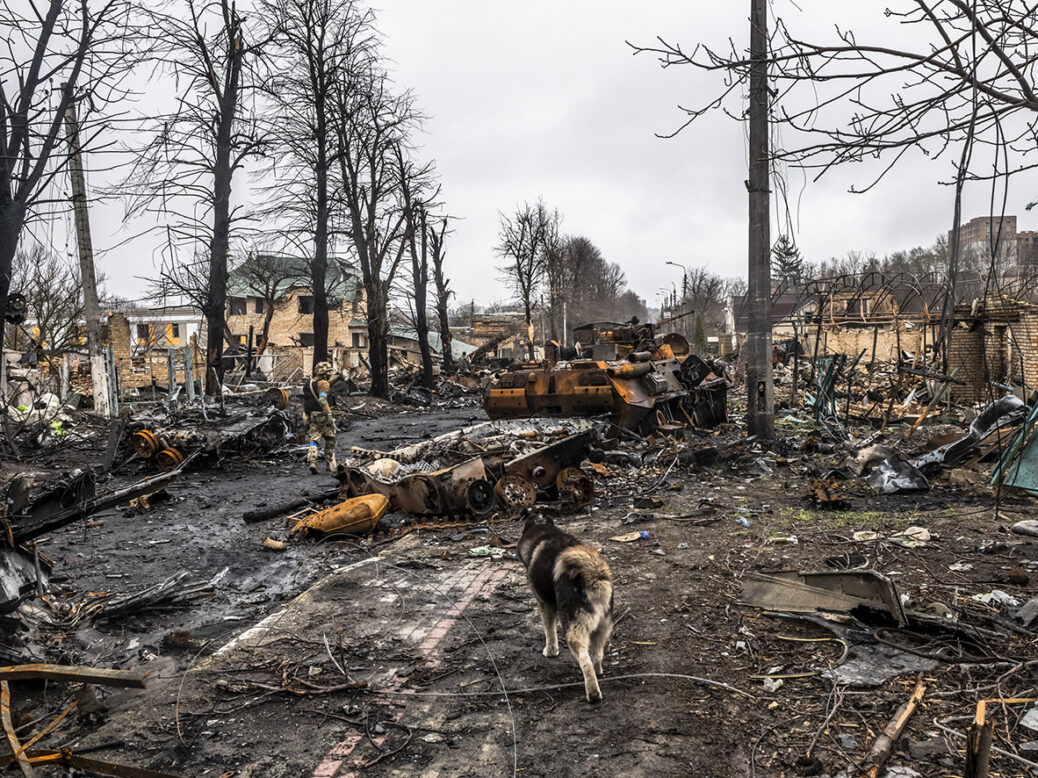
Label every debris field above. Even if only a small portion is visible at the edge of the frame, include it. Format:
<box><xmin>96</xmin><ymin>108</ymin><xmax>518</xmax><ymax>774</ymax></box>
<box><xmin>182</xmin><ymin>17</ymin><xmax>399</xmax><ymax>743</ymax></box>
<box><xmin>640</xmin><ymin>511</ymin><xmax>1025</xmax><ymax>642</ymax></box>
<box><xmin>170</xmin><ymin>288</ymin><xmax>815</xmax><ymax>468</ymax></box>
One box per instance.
<box><xmin>3</xmin><ymin>344</ymin><xmax>1038</xmax><ymax>778</ymax></box>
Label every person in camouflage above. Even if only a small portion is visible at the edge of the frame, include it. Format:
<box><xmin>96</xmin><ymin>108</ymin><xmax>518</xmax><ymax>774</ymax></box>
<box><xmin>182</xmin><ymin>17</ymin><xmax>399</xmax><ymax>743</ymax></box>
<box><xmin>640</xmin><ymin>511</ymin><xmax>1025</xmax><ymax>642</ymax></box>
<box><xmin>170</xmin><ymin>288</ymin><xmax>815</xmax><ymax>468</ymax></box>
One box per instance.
<box><xmin>304</xmin><ymin>361</ymin><xmax>337</xmax><ymax>474</ymax></box>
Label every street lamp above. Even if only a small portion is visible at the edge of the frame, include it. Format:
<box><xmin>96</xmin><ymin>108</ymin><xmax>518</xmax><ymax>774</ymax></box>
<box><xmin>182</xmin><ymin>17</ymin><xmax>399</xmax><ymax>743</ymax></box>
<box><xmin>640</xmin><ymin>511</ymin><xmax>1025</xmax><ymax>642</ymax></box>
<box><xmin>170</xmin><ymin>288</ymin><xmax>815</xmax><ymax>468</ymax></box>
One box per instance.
<box><xmin>666</xmin><ymin>261</ymin><xmax>689</xmax><ymax>307</ymax></box>
<box><xmin>656</xmin><ymin>287</ymin><xmax>674</xmax><ymax>320</ymax></box>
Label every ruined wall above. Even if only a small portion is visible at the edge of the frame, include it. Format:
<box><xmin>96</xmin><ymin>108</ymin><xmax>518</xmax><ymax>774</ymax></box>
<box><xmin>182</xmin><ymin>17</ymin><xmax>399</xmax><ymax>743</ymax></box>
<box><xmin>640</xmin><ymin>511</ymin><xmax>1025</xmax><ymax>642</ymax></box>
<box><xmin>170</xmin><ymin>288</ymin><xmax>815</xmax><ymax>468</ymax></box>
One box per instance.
<box><xmin>1008</xmin><ymin>311</ymin><xmax>1038</xmax><ymax>394</ymax></box>
<box><xmin>801</xmin><ymin>326</ymin><xmax>927</xmax><ymax>364</ymax></box>
<box><xmin>948</xmin><ymin>325</ymin><xmax>985</xmax><ymax>402</ymax></box>
<box><xmin>105</xmin><ymin>312</ymin><xmax>205</xmax><ymax>394</ymax></box>
<box><xmin>226</xmin><ymin>290</ymin><xmax>366</xmax><ymax>351</ymax></box>
<box><xmin>948</xmin><ymin>311</ymin><xmax>1038</xmax><ymax>403</ymax></box>
<box><xmin>107</xmin><ymin>312</ymin><xmax>133</xmax><ymax>392</ymax></box>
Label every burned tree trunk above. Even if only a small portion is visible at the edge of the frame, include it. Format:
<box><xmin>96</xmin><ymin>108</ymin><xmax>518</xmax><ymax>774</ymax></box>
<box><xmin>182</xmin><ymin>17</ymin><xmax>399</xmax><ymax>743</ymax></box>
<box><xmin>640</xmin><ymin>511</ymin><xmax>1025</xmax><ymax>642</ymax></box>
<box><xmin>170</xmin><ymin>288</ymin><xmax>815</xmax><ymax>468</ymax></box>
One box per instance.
<box><xmin>366</xmin><ymin>283</ymin><xmax>389</xmax><ymax>398</ymax></box>
<box><xmin>203</xmin><ymin>13</ymin><xmax>244</xmax><ymax>396</ymax></box>
<box><xmin>0</xmin><ymin>205</ymin><xmax>24</xmax><ymax>329</ymax></box>
<box><xmin>312</xmin><ymin>162</ymin><xmax>330</xmax><ymax>368</ymax></box>
<box><xmin>311</xmin><ymin>84</ymin><xmax>331</xmax><ymax>368</ymax></box>
<box><xmin>205</xmin><ymin>142</ymin><xmax>232</xmax><ymax>394</ymax></box>
<box><xmin>429</xmin><ymin>217</ymin><xmax>453</xmax><ymax>375</ymax></box>
<box><xmin>413</xmin><ymin>220</ymin><xmax>434</xmax><ymax>387</ymax></box>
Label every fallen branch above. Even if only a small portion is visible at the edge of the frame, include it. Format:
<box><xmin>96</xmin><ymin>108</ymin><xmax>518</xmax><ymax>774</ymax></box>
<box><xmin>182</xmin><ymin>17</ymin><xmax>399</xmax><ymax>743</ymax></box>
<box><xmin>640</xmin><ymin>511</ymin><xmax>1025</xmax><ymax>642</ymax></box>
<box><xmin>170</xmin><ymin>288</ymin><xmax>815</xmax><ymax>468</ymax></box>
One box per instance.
<box><xmin>838</xmin><ymin>675</ymin><xmax>925</xmax><ymax>778</ymax></box>
<box><xmin>1</xmin><ymin>681</ymin><xmax>35</xmax><ymax>777</ymax></box>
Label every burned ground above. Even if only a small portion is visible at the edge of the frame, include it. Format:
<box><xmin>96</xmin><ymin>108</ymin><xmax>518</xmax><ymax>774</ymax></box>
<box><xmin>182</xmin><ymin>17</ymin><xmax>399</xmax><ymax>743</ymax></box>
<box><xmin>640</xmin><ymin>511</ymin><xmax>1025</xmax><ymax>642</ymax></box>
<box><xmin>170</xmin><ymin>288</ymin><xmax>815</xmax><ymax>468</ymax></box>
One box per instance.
<box><xmin>4</xmin><ymin>398</ymin><xmax>1038</xmax><ymax>777</ymax></box>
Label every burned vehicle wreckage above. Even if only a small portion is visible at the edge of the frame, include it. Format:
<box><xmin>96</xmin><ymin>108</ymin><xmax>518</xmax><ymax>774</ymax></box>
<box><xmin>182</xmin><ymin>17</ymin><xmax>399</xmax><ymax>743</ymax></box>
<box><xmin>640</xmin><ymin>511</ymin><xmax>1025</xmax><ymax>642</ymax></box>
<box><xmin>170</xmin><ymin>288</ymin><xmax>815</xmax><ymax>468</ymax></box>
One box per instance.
<box><xmin>338</xmin><ymin>418</ymin><xmax>599</xmax><ymax>523</ymax></box>
<box><xmin>484</xmin><ymin>319</ymin><xmax>728</xmax><ymax>434</ymax></box>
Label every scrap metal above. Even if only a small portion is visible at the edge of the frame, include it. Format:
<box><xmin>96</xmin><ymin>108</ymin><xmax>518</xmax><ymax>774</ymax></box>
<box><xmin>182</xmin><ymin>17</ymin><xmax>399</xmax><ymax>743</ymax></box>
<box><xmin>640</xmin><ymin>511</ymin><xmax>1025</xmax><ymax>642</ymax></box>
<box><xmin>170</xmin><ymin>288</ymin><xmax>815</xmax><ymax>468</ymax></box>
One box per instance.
<box><xmin>484</xmin><ymin>321</ymin><xmax>728</xmax><ymax>433</ymax></box>
<box><xmin>0</xmin><ymin>665</ymin><xmax>177</xmax><ymax>778</ymax></box>
<box><xmin>290</xmin><ymin>494</ymin><xmax>389</xmax><ymax>537</ymax></box>
<box><xmin>340</xmin><ymin>418</ymin><xmax>600</xmax><ymax>520</ymax></box>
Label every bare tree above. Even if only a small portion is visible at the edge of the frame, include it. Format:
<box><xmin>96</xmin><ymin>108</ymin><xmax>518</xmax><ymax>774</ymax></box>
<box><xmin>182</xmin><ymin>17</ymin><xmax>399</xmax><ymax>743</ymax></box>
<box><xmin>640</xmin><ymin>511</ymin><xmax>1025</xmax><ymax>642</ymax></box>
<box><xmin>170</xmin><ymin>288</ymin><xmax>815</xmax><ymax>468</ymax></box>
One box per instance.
<box><xmin>335</xmin><ymin>65</ymin><xmax>417</xmax><ymax>398</ymax></box>
<box><xmin>541</xmin><ymin>219</ymin><xmax>566</xmax><ymax>340</ymax></box>
<box><xmin>0</xmin><ymin>0</ymin><xmax>133</xmax><ymax>329</ymax></box>
<box><xmin>496</xmin><ymin>198</ymin><xmax>558</xmax><ymax>360</ymax></box>
<box><xmin>634</xmin><ymin>2</ymin><xmax>1038</xmax><ymax>185</ymax></box>
<box><xmin>3</xmin><ymin>243</ymin><xmax>89</xmax><ymax>358</ymax></box>
<box><xmin>397</xmin><ymin>151</ymin><xmax>439</xmax><ymax>388</ymax></box>
<box><xmin>558</xmin><ymin>235</ymin><xmax>646</xmax><ymax>326</ymax></box>
<box><xmin>120</xmin><ymin>0</ymin><xmax>264</xmax><ymax>394</ymax></box>
<box><xmin>427</xmin><ymin>216</ymin><xmax>454</xmax><ymax>374</ymax></box>
<box><xmin>260</xmin><ymin>0</ymin><xmax>375</xmax><ymax>371</ymax></box>
<box><xmin>231</xmin><ymin>251</ymin><xmax>297</xmax><ymax>350</ymax></box>
<box><xmin>634</xmin><ymin>2</ymin><xmax>1038</xmax><ymax>366</ymax></box>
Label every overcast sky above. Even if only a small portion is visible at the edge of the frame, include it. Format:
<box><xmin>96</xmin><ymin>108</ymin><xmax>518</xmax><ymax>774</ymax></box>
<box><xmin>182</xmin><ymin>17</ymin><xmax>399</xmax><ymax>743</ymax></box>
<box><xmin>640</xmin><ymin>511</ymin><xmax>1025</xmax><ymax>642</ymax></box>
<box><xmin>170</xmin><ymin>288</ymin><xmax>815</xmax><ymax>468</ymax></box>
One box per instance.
<box><xmin>88</xmin><ymin>1</ymin><xmax>1036</xmax><ymax>310</ymax></box>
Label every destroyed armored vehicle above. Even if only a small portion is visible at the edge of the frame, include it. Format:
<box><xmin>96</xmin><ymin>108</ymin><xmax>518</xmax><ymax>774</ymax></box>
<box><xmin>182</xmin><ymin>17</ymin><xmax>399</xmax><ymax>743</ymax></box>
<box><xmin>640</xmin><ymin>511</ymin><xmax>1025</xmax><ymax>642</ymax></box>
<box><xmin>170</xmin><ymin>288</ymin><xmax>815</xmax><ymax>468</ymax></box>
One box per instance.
<box><xmin>485</xmin><ymin>318</ymin><xmax>727</xmax><ymax>434</ymax></box>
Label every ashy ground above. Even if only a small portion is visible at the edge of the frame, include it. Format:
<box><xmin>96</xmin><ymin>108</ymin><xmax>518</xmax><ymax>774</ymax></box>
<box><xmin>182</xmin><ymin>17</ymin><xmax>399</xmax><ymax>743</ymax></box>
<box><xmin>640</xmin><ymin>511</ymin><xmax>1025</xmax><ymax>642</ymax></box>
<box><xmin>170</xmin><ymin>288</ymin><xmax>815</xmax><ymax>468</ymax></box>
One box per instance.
<box><xmin>7</xmin><ymin>406</ymin><xmax>1038</xmax><ymax>778</ymax></box>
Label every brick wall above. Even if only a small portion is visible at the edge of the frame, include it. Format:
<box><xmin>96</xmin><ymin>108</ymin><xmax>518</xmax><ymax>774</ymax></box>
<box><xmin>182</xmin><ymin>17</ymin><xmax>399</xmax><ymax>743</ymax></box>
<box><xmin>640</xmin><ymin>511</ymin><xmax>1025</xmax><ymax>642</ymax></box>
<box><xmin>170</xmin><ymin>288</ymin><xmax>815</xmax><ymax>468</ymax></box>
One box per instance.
<box><xmin>105</xmin><ymin>312</ymin><xmax>206</xmax><ymax>393</ymax></box>
<box><xmin>800</xmin><ymin>326</ymin><xmax>927</xmax><ymax>365</ymax></box>
<box><xmin>948</xmin><ymin>325</ymin><xmax>985</xmax><ymax>402</ymax></box>
<box><xmin>107</xmin><ymin>312</ymin><xmax>133</xmax><ymax>392</ymax></box>
<box><xmin>1009</xmin><ymin>311</ymin><xmax>1038</xmax><ymax>394</ymax></box>
<box><xmin>227</xmin><ymin>290</ymin><xmax>366</xmax><ymax>350</ymax></box>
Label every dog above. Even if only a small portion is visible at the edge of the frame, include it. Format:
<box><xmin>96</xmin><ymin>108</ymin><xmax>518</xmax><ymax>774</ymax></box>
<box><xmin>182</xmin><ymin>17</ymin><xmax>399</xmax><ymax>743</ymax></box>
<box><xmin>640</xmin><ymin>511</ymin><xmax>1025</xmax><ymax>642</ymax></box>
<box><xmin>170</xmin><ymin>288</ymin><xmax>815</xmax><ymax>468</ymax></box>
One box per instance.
<box><xmin>517</xmin><ymin>514</ymin><xmax>614</xmax><ymax>703</ymax></box>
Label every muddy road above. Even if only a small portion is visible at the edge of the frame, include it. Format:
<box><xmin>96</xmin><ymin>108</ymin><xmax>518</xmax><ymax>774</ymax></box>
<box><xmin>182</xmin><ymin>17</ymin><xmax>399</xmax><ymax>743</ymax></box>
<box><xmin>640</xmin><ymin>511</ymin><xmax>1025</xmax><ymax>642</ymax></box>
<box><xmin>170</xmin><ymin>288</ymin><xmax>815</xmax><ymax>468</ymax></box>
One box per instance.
<box><xmin>42</xmin><ymin>406</ymin><xmax>484</xmax><ymax>668</ymax></box>
<box><xmin>15</xmin><ymin>404</ymin><xmax>1038</xmax><ymax>778</ymax></box>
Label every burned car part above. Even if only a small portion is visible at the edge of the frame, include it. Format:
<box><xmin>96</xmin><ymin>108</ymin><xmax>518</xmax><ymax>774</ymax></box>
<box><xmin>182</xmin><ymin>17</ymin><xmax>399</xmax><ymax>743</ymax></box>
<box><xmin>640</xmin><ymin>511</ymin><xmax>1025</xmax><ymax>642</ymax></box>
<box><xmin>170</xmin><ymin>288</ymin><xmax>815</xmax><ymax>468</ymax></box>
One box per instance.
<box><xmin>484</xmin><ymin>324</ymin><xmax>727</xmax><ymax>433</ymax></box>
<box><xmin>344</xmin><ymin>457</ymin><xmax>491</xmax><ymax>517</ymax></box>
<box><xmin>494</xmin><ymin>474</ymin><xmax>537</xmax><ymax>514</ymax></box>
<box><xmin>556</xmin><ymin>466</ymin><xmax>593</xmax><ymax>508</ymax></box>
<box><xmin>342</xmin><ymin>418</ymin><xmax>599</xmax><ymax>518</ymax></box>
<box><xmin>127</xmin><ymin>409</ymin><xmax>293</xmax><ymax>468</ymax></box>
<box><xmin>290</xmin><ymin>494</ymin><xmax>389</xmax><ymax>537</ymax></box>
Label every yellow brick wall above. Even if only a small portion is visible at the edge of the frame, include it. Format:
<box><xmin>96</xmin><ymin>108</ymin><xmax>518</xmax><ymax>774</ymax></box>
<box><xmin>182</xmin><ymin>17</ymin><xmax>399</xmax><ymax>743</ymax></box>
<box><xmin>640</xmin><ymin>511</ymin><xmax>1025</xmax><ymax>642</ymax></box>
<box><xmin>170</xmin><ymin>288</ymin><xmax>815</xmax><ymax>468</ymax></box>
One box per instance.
<box><xmin>226</xmin><ymin>289</ymin><xmax>367</xmax><ymax>350</ymax></box>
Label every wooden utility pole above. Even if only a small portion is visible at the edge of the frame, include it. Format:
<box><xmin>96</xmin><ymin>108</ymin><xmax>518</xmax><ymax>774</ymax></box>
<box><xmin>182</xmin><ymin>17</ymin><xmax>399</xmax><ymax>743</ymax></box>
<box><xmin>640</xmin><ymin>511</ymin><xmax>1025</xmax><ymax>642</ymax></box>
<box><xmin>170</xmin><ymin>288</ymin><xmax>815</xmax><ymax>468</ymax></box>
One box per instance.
<box><xmin>62</xmin><ymin>84</ymin><xmax>111</xmax><ymax>417</ymax></box>
<box><xmin>746</xmin><ymin>0</ymin><xmax>774</xmax><ymax>438</ymax></box>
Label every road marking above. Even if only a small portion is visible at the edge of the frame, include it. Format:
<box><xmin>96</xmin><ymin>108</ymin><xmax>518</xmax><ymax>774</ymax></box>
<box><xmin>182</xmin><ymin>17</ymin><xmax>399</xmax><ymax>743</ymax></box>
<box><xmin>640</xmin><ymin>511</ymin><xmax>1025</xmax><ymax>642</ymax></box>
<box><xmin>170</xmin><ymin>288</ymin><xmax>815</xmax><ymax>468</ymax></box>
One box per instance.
<box><xmin>312</xmin><ymin>563</ymin><xmax>508</xmax><ymax>778</ymax></box>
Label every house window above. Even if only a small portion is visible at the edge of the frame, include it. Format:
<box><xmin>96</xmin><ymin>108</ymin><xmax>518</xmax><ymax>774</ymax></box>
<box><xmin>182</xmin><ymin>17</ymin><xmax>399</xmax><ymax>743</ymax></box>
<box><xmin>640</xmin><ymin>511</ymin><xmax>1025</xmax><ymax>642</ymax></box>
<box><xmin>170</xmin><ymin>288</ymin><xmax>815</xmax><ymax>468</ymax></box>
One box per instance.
<box><xmin>229</xmin><ymin>297</ymin><xmax>247</xmax><ymax>316</ymax></box>
<box><xmin>298</xmin><ymin>332</ymin><xmax>315</xmax><ymax>347</ymax></box>
<box><xmin>136</xmin><ymin>324</ymin><xmax>152</xmax><ymax>344</ymax></box>
<box><xmin>235</xmin><ymin>334</ymin><xmax>247</xmax><ymax>346</ymax></box>
<box><xmin>352</xmin><ymin>333</ymin><xmax>363</xmax><ymax>349</ymax></box>
<box><xmin>170</xmin><ymin>323</ymin><xmax>180</xmax><ymax>339</ymax></box>
<box><xmin>254</xmin><ymin>298</ymin><xmax>264</xmax><ymax>314</ymax></box>
<box><xmin>298</xmin><ymin>295</ymin><xmax>314</xmax><ymax>315</ymax></box>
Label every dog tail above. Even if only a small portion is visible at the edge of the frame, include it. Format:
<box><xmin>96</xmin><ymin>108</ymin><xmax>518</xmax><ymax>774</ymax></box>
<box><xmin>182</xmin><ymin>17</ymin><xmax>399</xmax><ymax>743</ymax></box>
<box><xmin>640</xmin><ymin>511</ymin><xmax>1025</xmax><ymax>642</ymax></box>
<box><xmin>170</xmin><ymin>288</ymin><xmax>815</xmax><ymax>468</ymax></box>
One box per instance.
<box><xmin>554</xmin><ymin>545</ymin><xmax>613</xmax><ymax>612</ymax></box>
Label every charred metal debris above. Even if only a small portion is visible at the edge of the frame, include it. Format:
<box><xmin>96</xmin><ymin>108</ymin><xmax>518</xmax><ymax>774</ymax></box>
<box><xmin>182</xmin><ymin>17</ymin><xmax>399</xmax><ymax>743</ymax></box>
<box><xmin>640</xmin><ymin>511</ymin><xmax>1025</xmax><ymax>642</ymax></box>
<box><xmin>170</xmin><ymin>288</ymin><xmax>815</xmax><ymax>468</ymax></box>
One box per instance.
<box><xmin>6</xmin><ymin>316</ymin><xmax>1038</xmax><ymax>777</ymax></box>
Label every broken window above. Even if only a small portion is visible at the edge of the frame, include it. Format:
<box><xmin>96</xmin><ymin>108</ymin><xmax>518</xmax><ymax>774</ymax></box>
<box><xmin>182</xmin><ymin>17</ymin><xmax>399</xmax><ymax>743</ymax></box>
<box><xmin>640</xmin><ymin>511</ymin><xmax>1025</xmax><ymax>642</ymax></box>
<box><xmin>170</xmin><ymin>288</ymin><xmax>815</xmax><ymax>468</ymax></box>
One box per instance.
<box><xmin>298</xmin><ymin>295</ymin><xmax>314</xmax><ymax>315</ymax></box>
<box><xmin>229</xmin><ymin>297</ymin><xmax>247</xmax><ymax>316</ymax></box>
<box><xmin>352</xmin><ymin>333</ymin><xmax>363</xmax><ymax>349</ymax></box>
<box><xmin>298</xmin><ymin>332</ymin><xmax>315</xmax><ymax>347</ymax></box>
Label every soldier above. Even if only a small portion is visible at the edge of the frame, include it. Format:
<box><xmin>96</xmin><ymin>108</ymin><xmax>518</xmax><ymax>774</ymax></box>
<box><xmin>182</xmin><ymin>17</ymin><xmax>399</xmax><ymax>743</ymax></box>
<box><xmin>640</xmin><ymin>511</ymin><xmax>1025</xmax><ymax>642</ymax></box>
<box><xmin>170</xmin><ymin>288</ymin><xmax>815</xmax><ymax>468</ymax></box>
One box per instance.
<box><xmin>304</xmin><ymin>361</ymin><xmax>337</xmax><ymax>474</ymax></box>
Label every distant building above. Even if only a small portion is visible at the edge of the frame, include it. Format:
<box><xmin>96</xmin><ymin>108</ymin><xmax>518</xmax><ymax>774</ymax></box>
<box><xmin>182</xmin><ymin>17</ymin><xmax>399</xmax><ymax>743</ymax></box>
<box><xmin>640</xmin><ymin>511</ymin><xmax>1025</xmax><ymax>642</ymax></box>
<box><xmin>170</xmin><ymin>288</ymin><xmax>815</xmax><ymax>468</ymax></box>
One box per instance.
<box><xmin>224</xmin><ymin>254</ymin><xmax>368</xmax><ymax>377</ymax></box>
<box><xmin>122</xmin><ymin>304</ymin><xmax>203</xmax><ymax>355</ymax></box>
<box><xmin>947</xmin><ymin>215</ymin><xmax>1038</xmax><ymax>275</ymax></box>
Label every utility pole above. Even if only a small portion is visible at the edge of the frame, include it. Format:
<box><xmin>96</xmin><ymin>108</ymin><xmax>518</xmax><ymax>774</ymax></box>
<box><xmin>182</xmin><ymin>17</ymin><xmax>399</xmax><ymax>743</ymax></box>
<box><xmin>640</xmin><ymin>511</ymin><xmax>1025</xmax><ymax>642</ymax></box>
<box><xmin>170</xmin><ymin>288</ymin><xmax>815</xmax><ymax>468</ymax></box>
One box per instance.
<box><xmin>746</xmin><ymin>0</ymin><xmax>773</xmax><ymax>438</ymax></box>
<box><xmin>63</xmin><ymin>84</ymin><xmax>111</xmax><ymax>417</ymax></box>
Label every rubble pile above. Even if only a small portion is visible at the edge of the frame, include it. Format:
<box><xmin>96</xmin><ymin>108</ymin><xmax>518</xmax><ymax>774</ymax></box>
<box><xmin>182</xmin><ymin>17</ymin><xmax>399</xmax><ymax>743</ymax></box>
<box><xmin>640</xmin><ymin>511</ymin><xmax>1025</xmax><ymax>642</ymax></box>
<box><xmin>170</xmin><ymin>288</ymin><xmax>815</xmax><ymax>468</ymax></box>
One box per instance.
<box><xmin>2</xmin><ymin>342</ymin><xmax>1038</xmax><ymax>775</ymax></box>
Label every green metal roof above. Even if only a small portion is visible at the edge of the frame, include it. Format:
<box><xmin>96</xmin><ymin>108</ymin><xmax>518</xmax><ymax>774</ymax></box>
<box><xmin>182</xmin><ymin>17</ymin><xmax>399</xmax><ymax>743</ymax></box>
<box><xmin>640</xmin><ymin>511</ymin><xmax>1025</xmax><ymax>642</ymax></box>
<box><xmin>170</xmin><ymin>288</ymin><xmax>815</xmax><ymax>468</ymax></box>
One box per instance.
<box><xmin>227</xmin><ymin>253</ymin><xmax>361</xmax><ymax>305</ymax></box>
<box><xmin>388</xmin><ymin>326</ymin><xmax>478</xmax><ymax>360</ymax></box>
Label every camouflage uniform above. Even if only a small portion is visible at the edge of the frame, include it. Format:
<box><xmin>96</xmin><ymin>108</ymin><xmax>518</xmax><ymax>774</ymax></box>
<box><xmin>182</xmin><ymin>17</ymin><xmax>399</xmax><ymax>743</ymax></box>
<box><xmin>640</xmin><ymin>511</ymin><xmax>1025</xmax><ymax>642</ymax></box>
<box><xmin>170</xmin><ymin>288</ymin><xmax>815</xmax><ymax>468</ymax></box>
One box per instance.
<box><xmin>305</xmin><ymin>362</ymin><xmax>337</xmax><ymax>474</ymax></box>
